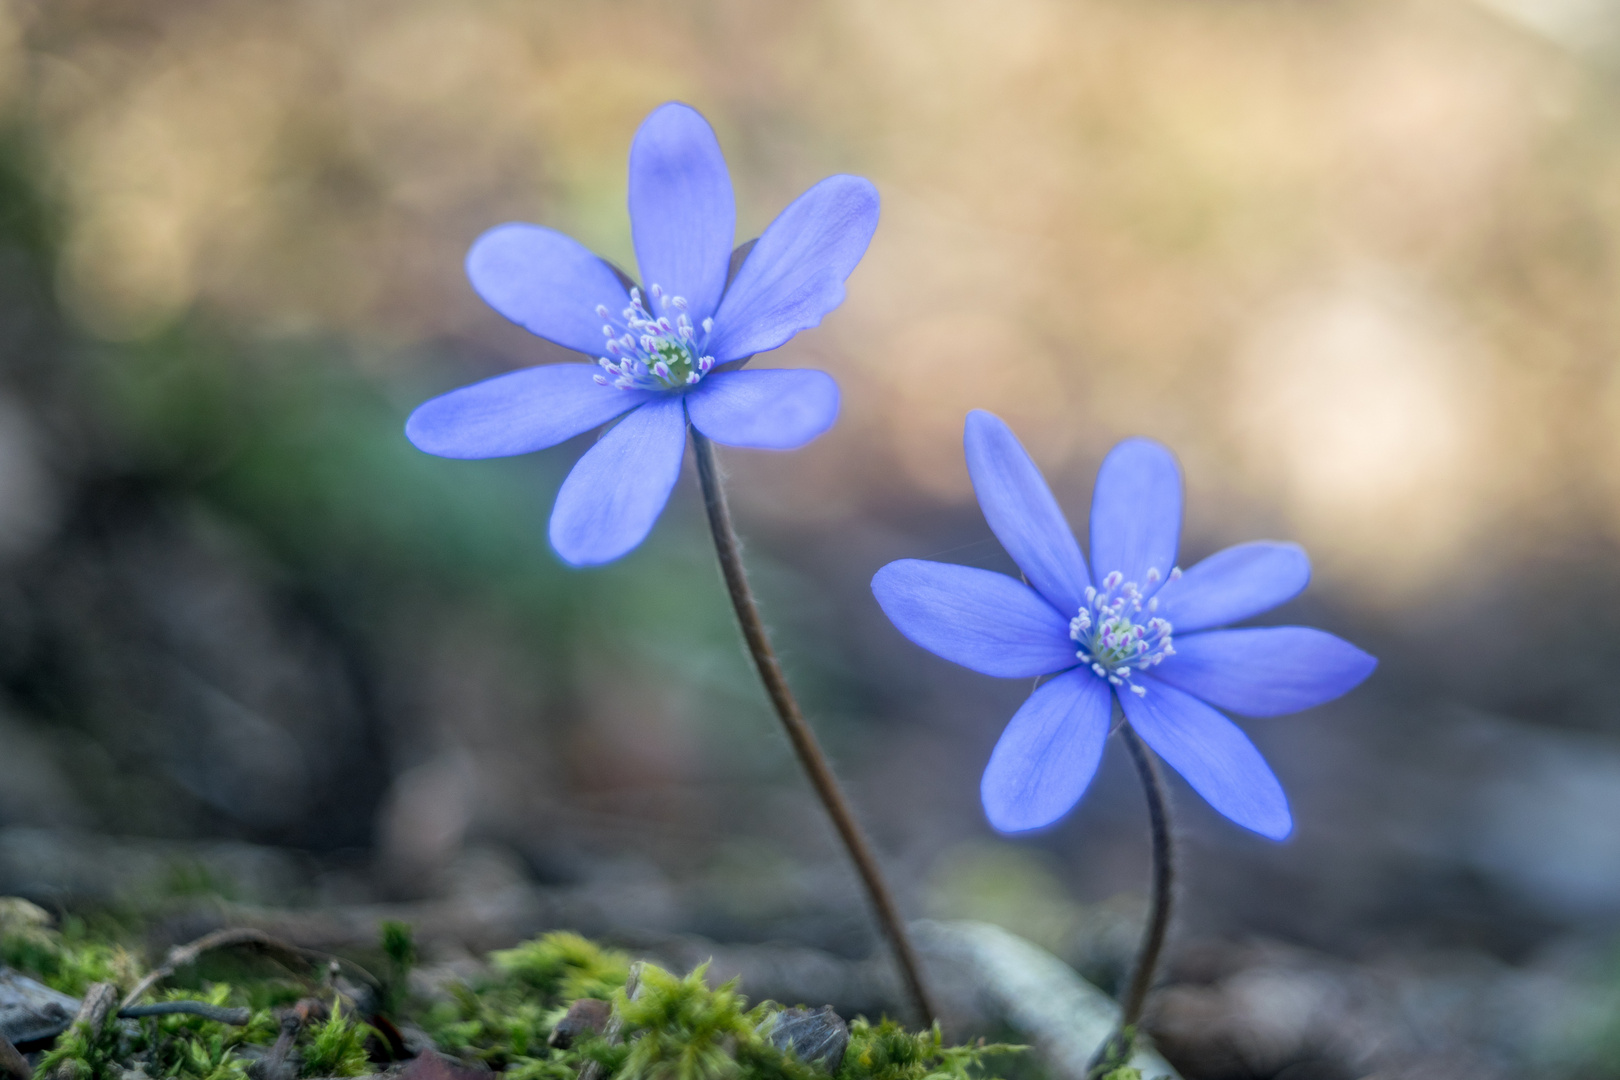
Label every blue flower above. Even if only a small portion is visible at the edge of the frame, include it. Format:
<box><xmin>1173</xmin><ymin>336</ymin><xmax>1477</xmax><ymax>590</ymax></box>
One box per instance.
<box><xmin>872</xmin><ymin>411</ymin><xmax>1377</xmax><ymax>839</ymax></box>
<box><xmin>406</xmin><ymin>103</ymin><xmax>879</xmax><ymax>566</ymax></box>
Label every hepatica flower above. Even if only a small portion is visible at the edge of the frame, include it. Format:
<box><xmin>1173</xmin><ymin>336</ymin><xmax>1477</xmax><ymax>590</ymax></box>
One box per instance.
<box><xmin>872</xmin><ymin>412</ymin><xmax>1376</xmax><ymax>839</ymax></box>
<box><xmin>406</xmin><ymin>103</ymin><xmax>878</xmax><ymax>565</ymax></box>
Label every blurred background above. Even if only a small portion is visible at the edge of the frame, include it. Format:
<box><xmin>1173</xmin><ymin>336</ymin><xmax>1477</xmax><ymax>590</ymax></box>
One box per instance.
<box><xmin>0</xmin><ymin>0</ymin><xmax>1617</xmax><ymax>1075</ymax></box>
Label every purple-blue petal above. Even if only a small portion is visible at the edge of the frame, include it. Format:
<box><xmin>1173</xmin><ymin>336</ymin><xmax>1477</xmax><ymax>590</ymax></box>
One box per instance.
<box><xmin>628</xmin><ymin>103</ymin><xmax>735</xmax><ymax>323</ymax></box>
<box><xmin>548</xmin><ymin>396</ymin><xmax>688</xmax><ymax>566</ymax></box>
<box><xmin>871</xmin><ymin>559</ymin><xmax>1080</xmax><ymax>678</ymax></box>
<box><xmin>466</xmin><ymin>224</ymin><xmax>631</xmax><ymax>356</ymax></box>
<box><xmin>1121</xmin><ymin>678</ymin><xmax>1292</xmax><ymax>840</ymax></box>
<box><xmin>981</xmin><ymin>669</ymin><xmax>1112</xmax><ymax>833</ymax></box>
<box><xmin>1153</xmin><ymin>627</ymin><xmax>1377</xmax><ymax>717</ymax></box>
<box><xmin>706</xmin><ymin>175</ymin><xmax>879</xmax><ymax>362</ymax></box>
<box><xmin>406</xmin><ymin>364</ymin><xmax>651</xmax><ymax>459</ymax></box>
<box><xmin>685</xmin><ymin>369</ymin><xmax>839</xmax><ymax>450</ymax></box>
<box><xmin>1088</xmin><ymin>438</ymin><xmax>1182</xmax><ymax>590</ymax></box>
<box><xmin>1154</xmin><ymin>541</ymin><xmax>1312</xmax><ymax>633</ymax></box>
<box><xmin>964</xmin><ymin>410</ymin><xmax>1091</xmax><ymax>616</ymax></box>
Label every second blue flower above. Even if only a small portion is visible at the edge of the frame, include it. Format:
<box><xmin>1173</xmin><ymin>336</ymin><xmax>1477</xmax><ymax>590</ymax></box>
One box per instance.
<box><xmin>872</xmin><ymin>411</ymin><xmax>1377</xmax><ymax>839</ymax></box>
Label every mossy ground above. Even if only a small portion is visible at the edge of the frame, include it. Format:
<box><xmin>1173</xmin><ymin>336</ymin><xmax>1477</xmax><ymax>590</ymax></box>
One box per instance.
<box><xmin>0</xmin><ymin>902</ymin><xmax>1023</xmax><ymax>1080</ymax></box>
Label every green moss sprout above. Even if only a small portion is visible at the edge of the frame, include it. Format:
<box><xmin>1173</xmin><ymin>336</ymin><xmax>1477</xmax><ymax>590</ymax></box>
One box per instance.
<box><xmin>614</xmin><ymin>964</ymin><xmax>794</xmax><ymax>1080</ymax></box>
<box><xmin>839</xmin><ymin>1019</ymin><xmax>1020</xmax><ymax>1080</ymax></box>
<box><xmin>302</xmin><ymin>998</ymin><xmax>375</xmax><ymax>1078</ymax></box>
<box><xmin>491</xmin><ymin>932</ymin><xmax>631</xmax><ymax>1002</ymax></box>
<box><xmin>34</xmin><ymin>1008</ymin><xmax>120</xmax><ymax>1080</ymax></box>
<box><xmin>137</xmin><ymin>986</ymin><xmax>278</xmax><ymax>1079</ymax></box>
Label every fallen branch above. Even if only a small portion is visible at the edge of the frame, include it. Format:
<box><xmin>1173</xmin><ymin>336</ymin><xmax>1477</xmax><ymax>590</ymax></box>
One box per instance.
<box><xmin>46</xmin><ymin>982</ymin><xmax>117</xmax><ymax>1080</ymax></box>
<box><xmin>119</xmin><ymin>1002</ymin><xmax>253</xmax><ymax>1025</ymax></box>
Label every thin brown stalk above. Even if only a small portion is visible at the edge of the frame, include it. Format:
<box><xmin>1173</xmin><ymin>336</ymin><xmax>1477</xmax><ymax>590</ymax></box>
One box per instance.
<box><xmin>1091</xmin><ymin>724</ymin><xmax>1174</xmax><ymax>1075</ymax></box>
<box><xmin>1119</xmin><ymin>724</ymin><xmax>1173</xmax><ymax>1027</ymax></box>
<box><xmin>690</xmin><ymin>428</ymin><xmax>937</xmax><ymax>1027</ymax></box>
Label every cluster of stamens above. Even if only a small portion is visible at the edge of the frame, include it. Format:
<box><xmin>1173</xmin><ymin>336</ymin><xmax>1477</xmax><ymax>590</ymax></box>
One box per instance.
<box><xmin>1070</xmin><ymin>567</ymin><xmax>1180</xmax><ymax>697</ymax></box>
<box><xmin>593</xmin><ymin>284</ymin><xmax>716</xmax><ymax>391</ymax></box>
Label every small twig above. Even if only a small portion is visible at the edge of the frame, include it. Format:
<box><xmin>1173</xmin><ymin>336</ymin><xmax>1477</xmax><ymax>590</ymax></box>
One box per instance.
<box><xmin>123</xmin><ymin>929</ymin><xmax>278</xmax><ymax>1009</ymax></box>
<box><xmin>257</xmin><ymin>1010</ymin><xmax>305</xmax><ymax>1080</ymax></box>
<box><xmin>691</xmin><ymin>431</ymin><xmax>938</xmax><ymax>1028</ymax></box>
<box><xmin>120</xmin><ymin>1002</ymin><xmax>253</xmax><ymax>1024</ymax></box>
<box><xmin>47</xmin><ymin>982</ymin><xmax>117</xmax><ymax>1080</ymax></box>
<box><xmin>0</xmin><ymin>1033</ymin><xmax>29</xmax><ymax>1080</ymax></box>
<box><xmin>123</xmin><ymin>927</ymin><xmax>379</xmax><ymax>1011</ymax></box>
<box><xmin>26</xmin><ymin>998</ymin><xmax>256</xmax><ymax>1044</ymax></box>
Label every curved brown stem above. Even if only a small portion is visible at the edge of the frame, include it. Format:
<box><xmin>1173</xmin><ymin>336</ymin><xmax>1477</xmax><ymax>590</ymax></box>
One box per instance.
<box><xmin>690</xmin><ymin>428</ymin><xmax>937</xmax><ymax>1028</ymax></box>
<box><xmin>1092</xmin><ymin>724</ymin><xmax>1174</xmax><ymax>1075</ymax></box>
<box><xmin>1119</xmin><ymin>724</ymin><xmax>1173</xmax><ymax>1027</ymax></box>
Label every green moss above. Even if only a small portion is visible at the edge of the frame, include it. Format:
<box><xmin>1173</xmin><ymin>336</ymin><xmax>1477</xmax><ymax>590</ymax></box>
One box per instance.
<box><xmin>839</xmin><ymin>1019</ymin><xmax>1018</xmax><ymax>1080</ymax></box>
<box><xmin>492</xmin><ymin>932</ymin><xmax>631</xmax><ymax>1003</ymax></box>
<box><xmin>2</xmin><ymin>909</ymin><xmax>1021</xmax><ymax>1080</ymax></box>
<box><xmin>34</xmin><ymin>1007</ymin><xmax>120</xmax><ymax>1080</ymax></box>
<box><xmin>379</xmin><ymin>921</ymin><xmax>417</xmax><ymax>1017</ymax></box>
<box><xmin>381</xmin><ymin>922</ymin><xmax>417</xmax><ymax>973</ymax></box>
<box><xmin>0</xmin><ymin>900</ymin><xmax>140</xmax><ymax>996</ymax></box>
<box><xmin>133</xmin><ymin>988</ymin><xmax>262</xmax><ymax>1080</ymax></box>
<box><xmin>301</xmin><ymin>998</ymin><xmax>375</xmax><ymax>1078</ymax></box>
<box><xmin>615</xmin><ymin>964</ymin><xmax>785</xmax><ymax>1080</ymax></box>
<box><xmin>420</xmin><ymin>932</ymin><xmax>627</xmax><ymax>1071</ymax></box>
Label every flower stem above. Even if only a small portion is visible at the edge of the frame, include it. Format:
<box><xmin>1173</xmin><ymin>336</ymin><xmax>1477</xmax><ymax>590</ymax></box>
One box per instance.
<box><xmin>1094</xmin><ymin>724</ymin><xmax>1174</xmax><ymax>1073</ymax></box>
<box><xmin>1121</xmin><ymin>724</ymin><xmax>1173</xmax><ymax>1024</ymax></box>
<box><xmin>690</xmin><ymin>428</ymin><xmax>938</xmax><ymax>1028</ymax></box>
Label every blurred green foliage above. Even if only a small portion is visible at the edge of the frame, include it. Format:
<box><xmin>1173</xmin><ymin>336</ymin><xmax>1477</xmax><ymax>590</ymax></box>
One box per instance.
<box><xmin>0</xmin><ymin>898</ymin><xmax>139</xmax><ymax>996</ymax></box>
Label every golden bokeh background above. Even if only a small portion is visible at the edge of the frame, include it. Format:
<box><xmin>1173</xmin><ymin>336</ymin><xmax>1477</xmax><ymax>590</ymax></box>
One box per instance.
<box><xmin>27</xmin><ymin>0</ymin><xmax>1617</xmax><ymax>596</ymax></box>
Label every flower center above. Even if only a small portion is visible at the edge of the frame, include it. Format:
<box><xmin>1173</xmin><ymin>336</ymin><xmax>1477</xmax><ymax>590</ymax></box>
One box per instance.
<box><xmin>1070</xmin><ymin>567</ymin><xmax>1179</xmax><ymax>697</ymax></box>
<box><xmin>593</xmin><ymin>285</ymin><xmax>716</xmax><ymax>392</ymax></box>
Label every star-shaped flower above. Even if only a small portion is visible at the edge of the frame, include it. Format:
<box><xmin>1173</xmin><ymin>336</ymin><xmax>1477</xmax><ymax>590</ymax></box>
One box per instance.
<box><xmin>872</xmin><ymin>411</ymin><xmax>1376</xmax><ymax>839</ymax></box>
<box><xmin>407</xmin><ymin>103</ymin><xmax>879</xmax><ymax>565</ymax></box>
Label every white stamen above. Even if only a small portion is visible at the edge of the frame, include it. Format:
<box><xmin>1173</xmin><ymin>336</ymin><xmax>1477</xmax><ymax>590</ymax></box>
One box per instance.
<box><xmin>590</xmin><ymin>284</ymin><xmax>719</xmax><ymax>392</ymax></box>
<box><xmin>1072</xmin><ymin>568</ymin><xmax>1176</xmax><ymax>699</ymax></box>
